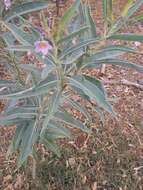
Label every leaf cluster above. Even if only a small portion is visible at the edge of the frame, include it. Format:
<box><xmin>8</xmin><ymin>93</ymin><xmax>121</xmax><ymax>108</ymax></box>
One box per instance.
<box><xmin>0</xmin><ymin>0</ymin><xmax>143</xmax><ymax>167</ymax></box>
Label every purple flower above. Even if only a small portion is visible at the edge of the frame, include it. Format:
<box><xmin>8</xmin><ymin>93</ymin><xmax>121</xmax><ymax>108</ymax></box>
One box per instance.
<box><xmin>34</xmin><ymin>40</ymin><xmax>52</xmax><ymax>56</ymax></box>
<box><xmin>4</xmin><ymin>0</ymin><xmax>11</xmax><ymax>10</ymax></box>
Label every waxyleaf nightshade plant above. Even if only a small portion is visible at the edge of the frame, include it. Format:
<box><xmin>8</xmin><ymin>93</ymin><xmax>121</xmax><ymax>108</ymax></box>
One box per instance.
<box><xmin>0</xmin><ymin>0</ymin><xmax>143</xmax><ymax>169</ymax></box>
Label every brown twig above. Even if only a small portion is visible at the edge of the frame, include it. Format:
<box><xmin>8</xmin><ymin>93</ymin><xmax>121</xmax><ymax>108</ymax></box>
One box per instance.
<box><xmin>102</xmin><ymin>79</ymin><xmax>143</xmax><ymax>90</ymax></box>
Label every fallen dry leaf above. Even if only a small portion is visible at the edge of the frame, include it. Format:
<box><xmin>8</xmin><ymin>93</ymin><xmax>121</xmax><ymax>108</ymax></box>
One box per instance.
<box><xmin>3</xmin><ymin>175</ymin><xmax>12</xmax><ymax>183</ymax></box>
<box><xmin>91</xmin><ymin>182</ymin><xmax>97</xmax><ymax>190</ymax></box>
<box><xmin>68</xmin><ymin>157</ymin><xmax>76</xmax><ymax>167</ymax></box>
<box><xmin>3</xmin><ymin>184</ymin><xmax>14</xmax><ymax>190</ymax></box>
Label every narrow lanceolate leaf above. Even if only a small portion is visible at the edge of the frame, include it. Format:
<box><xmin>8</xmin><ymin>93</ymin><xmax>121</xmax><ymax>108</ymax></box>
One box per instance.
<box><xmin>40</xmin><ymin>92</ymin><xmax>61</xmax><ymax>136</ymax></box>
<box><xmin>0</xmin><ymin>107</ymin><xmax>36</xmax><ymax>124</ymax></box>
<box><xmin>93</xmin><ymin>106</ymin><xmax>105</xmax><ymax>125</ymax></box>
<box><xmin>0</xmin><ymin>117</ymin><xmax>27</xmax><ymax>126</ymax></box>
<box><xmin>46</xmin><ymin>122</ymin><xmax>71</xmax><ymax>139</ymax></box>
<box><xmin>56</xmin><ymin>0</ymin><xmax>81</xmax><ymax>41</ymax></box>
<box><xmin>85</xmin><ymin>5</ymin><xmax>96</xmax><ymax>37</ymax></box>
<box><xmin>2</xmin><ymin>32</ymin><xmax>15</xmax><ymax>46</ymax></box>
<box><xmin>60</xmin><ymin>38</ymin><xmax>99</xmax><ymax>59</ymax></box>
<box><xmin>6</xmin><ymin>45</ymin><xmax>33</xmax><ymax>52</ymax></box>
<box><xmin>96</xmin><ymin>59</ymin><xmax>143</xmax><ymax>72</ymax></box>
<box><xmin>102</xmin><ymin>0</ymin><xmax>107</xmax><ymax>19</ymax></box>
<box><xmin>8</xmin><ymin>124</ymin><xmax>26</xmax><ymax>154</ymax></box>
<box><xmin>19</xmin><ymin>64</ymin><xmax>40</xmax><ymax>75</ymax></box>
<box><xmin>102</xmin><ymin>45</ymin><xmax>137</xmax><ymax>53</ymax></box>
<box><xmin>107</xmin><ymin>17</ymin><xmax>123</xmax><ymax>35</ymax></box>
<box><xmin>55</xmin><ymin>110</ymin><xmax>91</xmax><ymax>133</ymax></box>
<box><xmin>57</xmin><ymin>26</ymin><xmax>89</xmax><ymax>44</ymax></box>
<box><xmin>108</xmin><ymin>33</ymin><xmax>143</xmax><ymax>42</ymax></box>
<box><xmin>17</xmin><ymin>120</ymin><xmax>39</xmax><ymax>166</ymax></box>
<box><xmin>62</xmin><ymin>49</ymin><xmax>84</xmax><ymax>65</ymax></box>
<box><xmin>41</xmin><ymin>65</ymin><xmax>54</xmax><ymax>80</ymax></box>
<box><xmin>129</xmin><ymin>14</ymin><xmax>143</xmax><ymax>24</ymax></box>
<box><xmin>122</xmin><ymin>0</ymin><xmax>143</xmax><ymax>19</ymax></box>
<box><xmin>0</xmin><ymin>80</ymin><xmax>57</xmax><ymax>99</ymax></box>
<box><xmin>4</xmin><ymin>2</ymin><xmax>49</xmax><ymax>22</ymax></box>
<box><xmin>63</xmin><ymin>95</ymin><xmax>92</xmax><ymax>121</ymax></box>
<box><xmin>0</xmin><ymin>80</ymin><xmax>15</xmax><ymax>87</ymax></box>
<box><xmin>69</xmin><ymin>75</ymin><xmax>115</xmax><ymax>116</ymax></box>
<box><xmin>0</xmin><ymin>113</ymin><xmax>35</xmax><ymax>125</ymax></box>
<box><xmin>80</xmin><ymin>45</ymin><xmax>138</xmax><ymax>69</ymax></box>
<box><xmin>121</xmin><ymin>0</ymin><xmax>134</xmax><ymax>17</ymax></box>
<box><xmin>5</xmin><ymin>106</ymin><xmax>38</xmax><ymax>115</ymax></box>
<box><xmin>108</xmin><ymin>1</ymin><xmax>143</xmax><ymax>35</ymax></box>
<box><xmin>42</xmin><ymin>138</ymin><xmax>61</xmax><ymax>157</ymax></box>
<box><xmin>3</xmin><ymin>23</ymin><xmax>31</xmax><ymax>45</ymax></box>
<box><xmin>83</xmin><ymin>75</ymin><xmax>107</xmax><ymax>96</ymax></box>
<box><xmin>109</xmin><ymin>0</ymin><xmax>113</xmax><ymax>22</ymax></box>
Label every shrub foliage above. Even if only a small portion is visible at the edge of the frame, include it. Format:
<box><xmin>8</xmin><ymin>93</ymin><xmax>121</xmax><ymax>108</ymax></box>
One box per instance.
<box><xmin>0</xmin><ymin>0</ymin><xmax>143</xmax><ymax>166</ymax></box>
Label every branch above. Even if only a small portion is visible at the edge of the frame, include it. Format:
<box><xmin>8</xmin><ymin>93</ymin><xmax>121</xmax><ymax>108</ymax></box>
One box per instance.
<box><xmin>102</xmin><ymin>79</ymin><xmax>143</xmax><ymax>90</ymax></box>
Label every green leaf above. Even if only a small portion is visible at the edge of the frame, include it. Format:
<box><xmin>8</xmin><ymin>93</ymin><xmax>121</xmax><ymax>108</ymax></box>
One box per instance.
<box><xmin>107</xmin><ymin>17</ymin><xmax>123</xmax><ymax>35</ymax></box>
<box><xmin>108</xmin><ymin>33</ymin><xmax>143</xmax><ymax>42</ymax></box>
<box><xmin>84</xmin><ymin>5</ymin><xmax>96</xmax><ymax>37</ymax></box>
<box><xmin>129</xmin><ymin>14</ymin><xmax>143</xmax><ymax>24</ymax></box>
<box><xmin>0</xmin><ymin>106</ymin><xmax>38</xmax><ymax>125</ymax></box>
<box><xmin>55</xmin><ymin>110</ymin><xmax>91</xmax><ymax>133</ymax></box>
<box><xmin>0</xmin><ymin>80</ymin><xmax>57</xmax><ymax>99</ymax></box>
<box><xmin>121</xmin><ymin>0</ymin><xmax>134</xmax><ymax>17</ymax></box>
<box><xmin>2</xmin><ymin>32</ymin><xmax>15</xmax><ymax>46</ymax></box>
<box><xmin>62</xmin><ymin>49</ymin><xmax>84</xmax><ymax>65</ymax></box>
<box><xmin>93</xmin><ymin>106</ymin><xmax>105</xmax><ymax>125</ymax></box>
<box><xmin>6</xmin><ymin>45</ymin><xmax>33</xmax><ymax>52</ymax></box>
<box><xmin>5</xmin><ymin>106</ymin><xmax>38</xmax><ymax>115</ymax></box>
<box><xmin>19</xmin><ymin>64</ymin><xmax>40</xmax><ymax>74</ymax></box>
<box><xmin>63</xmin><ymin>95</ymin><xmax>92</xmax><ymax>121</ymax></box>
<box><xmin>109</xmin><ymin>0</ymin><xmax>113</xmax><ymax>22</ymax></box>
<box><xmin>93</xmin><ymin>45</ymin><xmax>138</xmax><ymax>60</ymax></box>
<box><xmin>69</xmin><ymin>75</ymin><xmax>115</xmax><ymax>116</ymax></box>
<box><xmin>57</xmin><ymin>25</ymin><xmax>89</xmax><ymax>44</ymax></box>
<box><xmin>0</xmin><ymin>1</ymin><xmax>4</xmax><ymax>17</ymax></box>
<box><xmin>41</xmin><ymin>92</ymin><xmax>61</xmax><ymax>136</ymax></box>
<box><xmin>0</xmin><ymin>80</ymin><xmax>15</xmax><ymax>87</ymax></box>
<box><xmin>0</xmin><ymin>113</ymin><xmax>35</xmax><ymax>124</ymax></box>
<box><xmin>42</xmin><ymin>138</ymin><xmax>61</xmax><ymax>157</ymax></box>
<box><xmin>83</xmin><ymin>75</ymin><xmax>107</xmax><ymax>96</ymax></box>
<box><xmin>56</xmin><ymin>0</ymin><xmax>81</xmax><ymax>41</ymax></box>
<box><xmin>3</xmin><ymin>23</ymin><xmax>31</xmax><ymax>45</ymax></box>
<box><xmin>80</xmin><ymin>45</ymin><xmax>138</xmax><ymax>69</ymax></box>
<box><xmin>102</xmin><ymin>0</ymin><xmax>113</xmax><ymax>24</ymax></box>
<box><xmin>0</xmin><ymin>117</ymin><xmax>27</xmax><ymax>126</ymax></box>
<box><xmin>19</xmin><ymin>64</ymin><xmax>41</xmax><ymax>84</ymax></box>
<box><xmin>83</xmin><ymin>59</ymin><xmax>143</xmax><ymax>72</ymax></box>
<box><xmin>122</xmin><ymin>0</ymin><xmax>143</xmax><ymax>19</ymax></box>
<box><xmin>17</xmin><ymin>120</ymin><xmax>39</xmax><ymax>166</ymax></box>
<box><xmin>95</xmin><ymin>45</ymin><xmax>137</xmax><ymax>55</ymax></box>
<box><xmin>4</xmin><ymin>2</ymin><xmax>49</xmax><ymax>22</ymax></box>
<box><xmin>7</xmin><ymin>124</ymin><xmax>27</xmax><ymax>154</ymax></box>
<box><xmin>46</xmin><ymin>122</ymin><xmax>71</xmax><ymax>139</ymax></box>
<box><xmin>41</xmin><ymin>65</ymin><xmax>55</xmax><ymax>80</ymax></box>
<box><xmin>96</xmin><ymin>59</ymin><xmax>143</xmax><ymax>72</ymax></box>
<box><xmin>60</xmin><ymin>38</ymin><xmax>99</xmax><ymax>59</ymax></box>
<box><xmin>102</xmin><ymin>0</ymin><xmax>107</xmax><ymax>19</ymax></box>
<box><xmin>108</xmin><ymin>0</ymin><xmax>143</xmax><ymax>35</ymax></box>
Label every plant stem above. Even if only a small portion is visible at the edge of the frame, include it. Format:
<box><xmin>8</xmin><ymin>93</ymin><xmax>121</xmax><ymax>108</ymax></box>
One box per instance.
<box><xmin>32</xmin><ymin>157</ymin><xmax>36</xmax><ymax>179</ymax></box>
